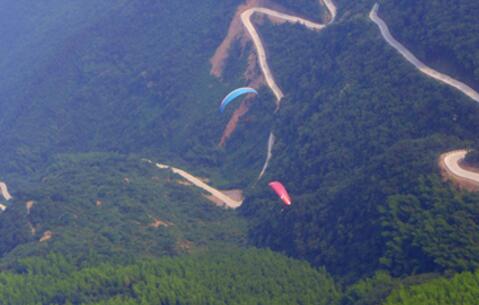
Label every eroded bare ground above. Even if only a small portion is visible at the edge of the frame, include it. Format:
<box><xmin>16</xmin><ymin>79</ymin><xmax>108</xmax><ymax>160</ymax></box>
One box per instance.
<box><xmin>39</xmin><ymin>230</ymin><xmax>53</xmax><ymax>242</ymax></box>
<box><xmin>211</xmin><ymin>0</ymin><xmax>292</xmax><ymax>146</ymax></box>
<box><xmin>219</xmin><ymin>98</ymin><xmax>252</xmax><ymax>147</ymax></box>
<box><xmin>211</xmin><ymin>0</ymin><xmax>273</xmax><ymax>78</ymax></box>
<box><xmin>211</xmin><ymin>0</ymin><xmax>326</xmax><ymax>77</ymax></box>
<box><xmin>149</xmin><ymin>218</ymin><xmax>173</xmax><ymax>228</ymax></box>
<box><xmin>176</xmin><ymin>240</ymin><xmax>194</xmax><ymax>253</ymax></box>
<box><xmin>214</xmin><ymin>0</ymin><xmax>336</xmax><ymax>146</ymax></box>
<box><xmin>218</xmin><ymin>52</ymin><xmax>264</xmax><ymax>147</ymax></box>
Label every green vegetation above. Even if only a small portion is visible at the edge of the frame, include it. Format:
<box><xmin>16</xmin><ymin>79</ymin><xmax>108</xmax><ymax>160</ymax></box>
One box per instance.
<box><xmin>0</xmin><ymin>0</ymin><xmax>478</xmax><ymax>303</ymax></box>
<box><xmin>0</xmin><ymin>153</ymin><xmax>247</xmax><ymax>265</ymax></box>
<box><xmin>0</xmin><ymin>0</ymin><xmax>272</xmax><ymax>185</ymax></box>
<box><xmin>380</xmin><ymin>177</ymin><xmax>479</xmax><ymax>275</ymax></box>
<box><xmin>0</xmin><ymin>249</ymin><xmax>339</xmax><ymax>305</ymax></box>
<box><xmin>385</xmin><ymin>270</ymin><xmax>479</xmax><ymax>305</ymax></box>
<box><xmin>464</xmin><ymin>149</ymin><xmax>479</xmax><ymax>167</ymax></box>
<box><xmin>242</xmin><ymin>0</ymin><xmax>479</xmax><ymax>281</ymax></box>
<box><xmin>340</xmin><ymin>272</ymin><xmax>399</xmax><ymax>305</ymax></box>
<box><xmin>381</xmin><ymin>0</ymin><xmax>479</xmax><ymax>87</ymax></box>
<box><xmin>333</xmin><ymin>0</ymin><xmax>374</xmax><ymax>18</ymax></box>
<box><xmin>274</xmin><ymin>0</ymin><xmax>325</xmax><ymax>20</ymax></box>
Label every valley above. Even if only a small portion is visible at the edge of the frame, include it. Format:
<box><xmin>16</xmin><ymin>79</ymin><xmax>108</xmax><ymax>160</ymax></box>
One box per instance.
<box><xmin>0</xmin><ymin>0</ymin><xmax>478</xmax><ymax>304</ymax></box>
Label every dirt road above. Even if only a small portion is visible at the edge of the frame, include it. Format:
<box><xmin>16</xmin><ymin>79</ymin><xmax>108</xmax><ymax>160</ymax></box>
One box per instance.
<box><xmin>370</xmin><ymin>3</ymin><xmax>479</xmax><ymax>188</ymax></box>
<box><xmin>241</xmin><ymin>1</ymin><xmax>336</xmax><ymax>179</ymax></box>
<box><xmin>155</xmin><ymin>163</ymin><xmax>243</xmax><ymax>209</ymax></box>
<box><xmin>152</xmin><ymin>2</ymin><xmax>338</xmax><ymax>197</ymax></box>
<box><xmin>257</xmin><ymin>132</ymin><xmax>275</xmax><ymax>180</ymax></box>
<box><xmin>241</xmin><ymin>1</ymin><xmax>337</xmax><ymax>107</ymax></box>
<box><xmin>0</xmin><ymin>182</ymin><xmax>12</xmax><ymax>201</ymax></box>
<box><xmin>369</xmin><ymin>4</ymin><xmax>479</xmax><ymax>103</ymax></box>
<box><xmin>440</xmin><ymin>150</ymin><xmax>479</xmax><ymax>188</ymax></box>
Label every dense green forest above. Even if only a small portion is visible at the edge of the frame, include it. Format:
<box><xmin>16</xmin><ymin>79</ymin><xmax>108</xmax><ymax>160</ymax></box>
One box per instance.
<box><xmin>0</xmin><ymin>0</ymin><xmax>478</xmax><ymax>303</ymax></box>
<box><xmin>244</xmin><ymin>0</ymin><xmax>479</xmax><ymax>281</ymax></box>
<box><xmin>273</xmin><ymin>0</ymin><xmax>326</xmax><ymax>20</ymax></box>
<box><xmin>380</xmin><ymin>0</ymin><xmax>479</xmax><ymax>89</ymax></box>
<box><xmin>385</xmin><ymin>270</ymin><xmax>479</xmax><ymax>305</ymax></box>
<box><xmin>0</xmin><ymin>0</ymin><xmax>272</xmax><ymax>186</ymax></box>
<box><xmin>0</xmin><ymin>249</ymin><xmax>339</xmax><ymax>305</ymax></box>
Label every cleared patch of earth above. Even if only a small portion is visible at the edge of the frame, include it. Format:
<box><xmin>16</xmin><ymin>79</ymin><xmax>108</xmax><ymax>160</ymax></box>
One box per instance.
<box><xmin>39</xmin><ymin>230</ymin><xmax>53</xmax><ymax>242</ymax></box>
<box><xmin>149</xmin><ymin>218</ymin><xmax>173</xmax><ymax>228</ymax></box>
<box><xmin>176</xmin><ymin>240</ymin><xmax>194</xmax><ymax>253</ymax></box>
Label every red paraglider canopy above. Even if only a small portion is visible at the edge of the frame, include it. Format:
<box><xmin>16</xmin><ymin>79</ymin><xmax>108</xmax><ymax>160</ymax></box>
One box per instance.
<box><xmin>268</xmin><ymin>181</ymin><xmax>292</xmax><ymax>206</ymax></box>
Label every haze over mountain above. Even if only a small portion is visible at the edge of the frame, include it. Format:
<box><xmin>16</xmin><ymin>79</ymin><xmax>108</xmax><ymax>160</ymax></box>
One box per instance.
<box><xmin>0</xmin><ymin>0</ymin><xmax>478</xmax><ymax>304</ymax></box>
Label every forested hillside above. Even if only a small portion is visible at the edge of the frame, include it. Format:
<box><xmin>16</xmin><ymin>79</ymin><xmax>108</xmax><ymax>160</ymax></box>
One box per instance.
<box><xmin>0</xmin><ymin>0</ymin><xmax>478</xmax><ymax>303</ymax></box>
<box><xmin>0</xmin><ymin>0</ymin><xmax>272</xmax><ymax>185</ymax></box>
<box><xmin>0</xmin><ymin>153</ymin><xmax>247</xmax><ymax>265</ymax></box>
<box><xmin>381</xmin><ymin>0</ymin><xmax>479</xmax><ymax>89</ymax></box>
<box><xmin>385</xmin><ymin>270</ymin><xmax>479</xmax><ymax>305</ymax></box>
<box><xmin>242</xmin><ymin>0</ymin><xmax>479</xmax><ymax>282</ymax></box>
<box><xmin>0</xmin><ymin>249</ymin><xmax>339</xmax><ymax>305</ymax></box>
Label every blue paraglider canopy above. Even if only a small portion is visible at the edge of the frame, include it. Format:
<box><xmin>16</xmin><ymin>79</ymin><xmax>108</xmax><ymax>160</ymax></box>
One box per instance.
<box><xmin>219</xmin><ymin>87</ymin><xmax>258</xmax><ymax>112</ymax></box>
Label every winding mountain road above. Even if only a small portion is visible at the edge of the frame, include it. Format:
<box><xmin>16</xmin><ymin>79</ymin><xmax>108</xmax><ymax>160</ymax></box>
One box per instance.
<box><xmin>441</xmin><ymin>150</ymin><xmax>479</xmax><ymax>185</ymax></box>
<box><xmin>241</xmin><ymin>1</ymin><xmax>337</xmax><ymax>108</ymax></box>
<box><xmin>242</xmin><ymin>0</ymin><xmax>336</xmax><ymax>179</ymax></box>
<box><xmin>241</xmin><ymin>5</ymin><xmax>334</xmax><ymax>105</ymax></box>
<box><xmin>150</xmin><ymin>2</ymin><xmax>338</xmax><ymax>204</ymax></box>
<box><xmin>369</xmin><ymin>4</ymin><xmax>479</xmax><ymax>103</ymax></box>
<box><xmin>370</xmin><ymin>3</ymin><xmax>479</xmax><ymax>187</ymax></box>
